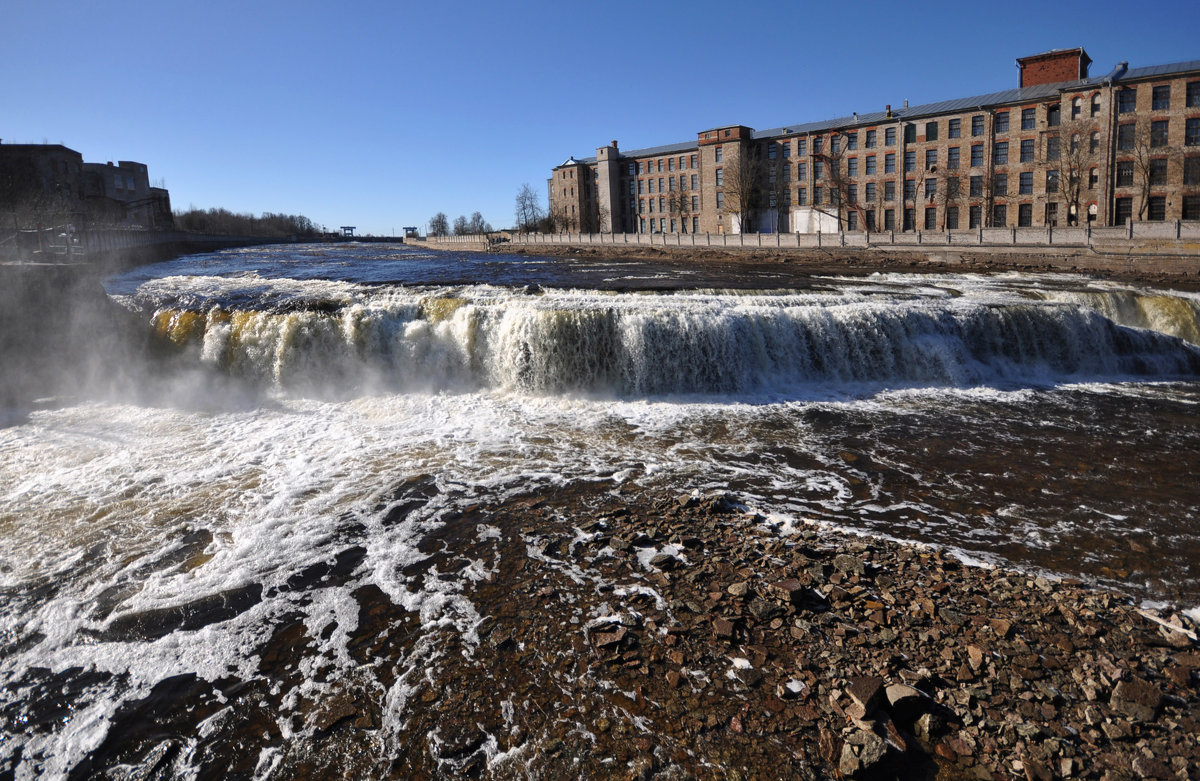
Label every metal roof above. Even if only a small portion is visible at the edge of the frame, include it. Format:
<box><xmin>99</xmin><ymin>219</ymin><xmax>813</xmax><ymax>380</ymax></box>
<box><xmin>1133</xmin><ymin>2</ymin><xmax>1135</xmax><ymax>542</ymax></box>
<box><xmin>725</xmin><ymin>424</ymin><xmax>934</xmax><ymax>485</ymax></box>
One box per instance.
<box><xmin>556</xmin><ymin>56</ymin><xmax>1200</xmax><ymax>162</ymax></box>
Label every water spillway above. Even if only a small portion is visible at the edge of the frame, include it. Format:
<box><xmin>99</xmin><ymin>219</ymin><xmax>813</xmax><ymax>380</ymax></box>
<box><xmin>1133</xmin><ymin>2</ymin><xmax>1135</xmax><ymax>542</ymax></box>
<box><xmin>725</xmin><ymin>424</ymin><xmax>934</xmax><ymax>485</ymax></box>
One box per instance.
<box><xmin>132</xmin><ymin>281</ymin><xmax>1200</xmax><ymax>400</ymax></box>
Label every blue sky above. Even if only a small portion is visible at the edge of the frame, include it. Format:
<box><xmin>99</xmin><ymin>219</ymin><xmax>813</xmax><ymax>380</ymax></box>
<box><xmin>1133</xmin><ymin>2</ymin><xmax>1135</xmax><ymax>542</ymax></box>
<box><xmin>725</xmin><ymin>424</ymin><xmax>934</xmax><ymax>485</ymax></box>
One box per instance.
<box><xmin>3</xmin><ymin>0</ymin><xmax>1197</xmax><ymax>235</ymax></box>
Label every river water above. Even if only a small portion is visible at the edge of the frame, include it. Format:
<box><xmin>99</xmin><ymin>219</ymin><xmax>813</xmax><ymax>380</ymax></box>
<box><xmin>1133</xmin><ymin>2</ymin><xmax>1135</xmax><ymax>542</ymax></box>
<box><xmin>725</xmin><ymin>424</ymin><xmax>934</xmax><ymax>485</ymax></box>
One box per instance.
<box><xmin>2</xmin><ymin>243</ymin><xmax>1199</xmax><ymax>777</ymax></box>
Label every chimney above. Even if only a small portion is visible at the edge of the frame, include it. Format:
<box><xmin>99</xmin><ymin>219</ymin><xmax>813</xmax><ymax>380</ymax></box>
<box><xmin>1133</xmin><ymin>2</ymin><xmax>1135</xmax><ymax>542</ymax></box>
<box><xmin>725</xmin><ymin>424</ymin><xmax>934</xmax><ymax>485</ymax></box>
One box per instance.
<box><xmin>611</xmin><ymin>140</ymin><xmax>618</xmax><ymax>147</ymax></box>
<box><xmin>885</xmin><ymin>104</ymin><xmax>892</xmax><ymax>117</ymax></box>
<box><xmin>852</xmin><ymin>112</ymin><xmax>858</xmax><ymax>122</ymax></box>
<box><xmin>904</xmin><ymin>99</ymin><xmax>909</xmax><ymax>109</ymax></box>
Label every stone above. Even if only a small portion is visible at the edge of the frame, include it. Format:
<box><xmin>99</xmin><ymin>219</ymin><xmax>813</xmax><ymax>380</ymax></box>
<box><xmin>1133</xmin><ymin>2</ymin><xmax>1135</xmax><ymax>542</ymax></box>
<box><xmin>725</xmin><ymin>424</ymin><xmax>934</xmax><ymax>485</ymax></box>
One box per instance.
<box><xmin>833</xmin><ymin>554</ymin><xmax>866</xmax><ymax>576</ymax></box>
<box><xmin>838</xmin><ymin>728</ymin><xmax>887</xmax><ymax>775</ymax></box>
<box><xmin>726</xmin><ymin>581</ymin><xmax>750</xmax><ymax>598</ymax></box>
<box><xmin>713</xmin><ymin>617</ymin><xmax>735</xmax><ymax>640</ymax></box>
<box><xmin>846</xmin><ymin>676</ymin><xmax>885</xmax><ymax>716</ymax></box>
<box><xmin>1111</xmin><ymin>677</ymin><xmax>1163</xmax><ymax>721</ymax></box>
<box><xmin>649</xmin><ymin>553</ymin><xmax>678</xmax><ymax>571</ymax></box>
<box><xmin>593</xmin><ymin>625</ymin><xmax>627</xmax><ymax>648</ymax></box>
<box><xmin>885</xmin><ymin>683</ymin><xmax>929</xmax><ymax>725</ymax></box>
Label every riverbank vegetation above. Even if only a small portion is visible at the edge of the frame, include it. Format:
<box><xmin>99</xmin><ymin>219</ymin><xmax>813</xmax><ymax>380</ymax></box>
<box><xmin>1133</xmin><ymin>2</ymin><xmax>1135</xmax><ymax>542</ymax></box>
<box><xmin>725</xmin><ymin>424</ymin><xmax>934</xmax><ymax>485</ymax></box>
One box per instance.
<box><xmin>173</xmin><ymin>207</ymin><xmax>322</xmax><ymax>238</ymax></box>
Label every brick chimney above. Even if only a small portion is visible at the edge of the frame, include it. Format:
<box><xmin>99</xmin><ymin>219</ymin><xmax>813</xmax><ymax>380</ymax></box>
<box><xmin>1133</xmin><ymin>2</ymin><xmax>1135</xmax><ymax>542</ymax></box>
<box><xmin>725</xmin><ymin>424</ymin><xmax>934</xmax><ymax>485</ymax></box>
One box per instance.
<box><xmin>1016</xmin><ymin>48</ymin><xmax>1091</xmax><ymax>88</ymax></box>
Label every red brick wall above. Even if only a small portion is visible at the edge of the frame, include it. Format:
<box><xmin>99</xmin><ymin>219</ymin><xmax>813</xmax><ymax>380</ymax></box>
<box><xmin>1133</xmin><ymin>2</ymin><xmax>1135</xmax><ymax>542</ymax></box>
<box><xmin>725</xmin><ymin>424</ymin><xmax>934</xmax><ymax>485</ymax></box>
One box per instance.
<box><xmin>1019</xmin><ymin>51</ymin><xmax>1087</xmax><ymax>87</ymax></box>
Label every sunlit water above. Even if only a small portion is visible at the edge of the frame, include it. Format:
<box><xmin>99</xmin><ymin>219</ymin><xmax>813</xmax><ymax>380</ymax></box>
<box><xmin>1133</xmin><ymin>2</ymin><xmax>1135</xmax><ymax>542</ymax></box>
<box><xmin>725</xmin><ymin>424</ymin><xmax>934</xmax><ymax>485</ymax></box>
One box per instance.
<box><xmin>3</xmin><ymin>243</ymin><xmax>1199</xmax><ymax>777</ymax></box>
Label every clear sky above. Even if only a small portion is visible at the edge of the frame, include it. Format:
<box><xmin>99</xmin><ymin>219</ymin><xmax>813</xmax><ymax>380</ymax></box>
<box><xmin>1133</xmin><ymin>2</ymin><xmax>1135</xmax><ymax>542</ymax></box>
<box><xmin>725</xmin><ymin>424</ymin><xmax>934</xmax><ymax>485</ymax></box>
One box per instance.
<box><xmin>3</xmin><ymin>0</ymin><xmax>1197</xmax><ymax>236</ymax></box>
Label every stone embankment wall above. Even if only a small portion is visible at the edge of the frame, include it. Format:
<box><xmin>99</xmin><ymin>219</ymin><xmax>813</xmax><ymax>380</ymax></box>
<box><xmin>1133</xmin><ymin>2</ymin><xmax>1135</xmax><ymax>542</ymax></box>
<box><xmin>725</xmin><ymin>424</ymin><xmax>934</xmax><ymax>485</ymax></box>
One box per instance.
<box><xmin>0</xmin><ymin>228</ymin><xmax>290</xmax><ymax>271</ymax></box>
<box><xmin>500</xmin><ymin>223</ymin><xmax>1200</xmax><ymax>278</ymax></box>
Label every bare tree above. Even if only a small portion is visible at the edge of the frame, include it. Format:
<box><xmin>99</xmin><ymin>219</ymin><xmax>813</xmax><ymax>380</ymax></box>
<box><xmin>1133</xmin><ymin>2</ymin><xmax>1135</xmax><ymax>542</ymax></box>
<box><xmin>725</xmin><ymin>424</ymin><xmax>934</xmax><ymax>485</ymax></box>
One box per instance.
<box><xmin>466</xmin><ymin>212</ymin><xmax>492</xmax><ymax>234</ymax></box>
<box><xmin>817</xmin><ymin>133</ymin><xmax>866</xmax><ymax>230</ymax></box>
<box><xmin>1123</xmin><ymin>119</ymin><xmax>1179</xmax><ymax>220</ymax></box>
<box><xmin>514</xmin><ymin>184</ymin><xmax>544</xmax><ymax>231</ymax></box>
<box><xmin>667</xmin><ymin>188</ymin><xmax>692</xmax><ymax>233</ymax></box>
<box><xmin>1051</xmin><ymin>119</ymin><xmax>1099</xmax><ymax>226</ymax></box>
<box><xmin>722</xmin><ymin>145</ymin><xmax>769</xmax><ymax>233</ymax></box>
<box><xmin>936</xmin><ymin>172</ymin><xmax>962</xmax><ymax>229</ymax></box>
<box><xmin>452</xmin><ymin>215</ymin><xmax>469</xmax><ymax>235</ymax></box>
<box><xmin>428</xmin><ymin>212</ymin><xmax>449</xmax><ymax>237</ymax></box>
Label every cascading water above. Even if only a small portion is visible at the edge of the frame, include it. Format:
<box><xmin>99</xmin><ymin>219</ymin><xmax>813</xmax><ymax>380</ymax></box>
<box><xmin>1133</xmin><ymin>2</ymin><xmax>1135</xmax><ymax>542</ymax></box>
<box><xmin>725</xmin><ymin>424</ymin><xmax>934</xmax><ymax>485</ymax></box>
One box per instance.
<box><xmin>2</xmin><ymin>244</ymin><xmax>1199</xmax><ymax>779</ymax></box>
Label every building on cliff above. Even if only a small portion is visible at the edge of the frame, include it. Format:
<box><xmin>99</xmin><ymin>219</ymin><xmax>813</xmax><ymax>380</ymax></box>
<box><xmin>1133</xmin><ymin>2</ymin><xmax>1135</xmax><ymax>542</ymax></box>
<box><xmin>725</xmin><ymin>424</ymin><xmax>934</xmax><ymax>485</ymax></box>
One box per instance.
<box><xmin>0</xmin><ymin>141</ymin><xmax>172</xmax><ymax>230</ymax></box>
<box><xmin>548</xmin><ymin>48</ymin><xmax>1200</xmax><ymax>234</ymax></box>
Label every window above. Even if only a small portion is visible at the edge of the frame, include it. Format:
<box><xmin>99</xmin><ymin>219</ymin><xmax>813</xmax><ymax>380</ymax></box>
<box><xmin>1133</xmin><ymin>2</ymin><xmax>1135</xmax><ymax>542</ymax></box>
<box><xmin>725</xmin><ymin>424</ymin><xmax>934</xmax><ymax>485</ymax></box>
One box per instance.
<box><xmin>971</xmin><ymin>115</ymin><xmax>985</xmax><ymax>136</ymax></box>
<box><xmin>797</xmin><ymin>162</ymin><xmax>807</xmax><ymax>179</ymax></box>
<box><xmin>670</xmin><ymin>219</ymin><xmax>677</xmax><ymax>232</ymax></box>
<box><xmin>847</xmin><ymin>158</ymin><xmax>858</xmax><ymax>177</ymax></box>
<box><xmin>1072</xmin><ymin>97</ymin><xmax>1082</xmax><ymax>118</ymax></box>
<box><xmin>1117</xmin><ymin>124</ymin><xmax>1135</xmax><ymax>150</ymax></box>
<box><xmin>797</xmin><ymin>139</ymin><xmax>807</xmax><ymax>155</ymax></box>
<box><xmin>866</xmin><ymin>210</ymin><xmax>876</xmax><ymax>231</ymax></box>
<box><xmin>638</xmin><ymin>199</ymin><xmax>645</xmax><ymax>213</ymax></box>
<box><xmin>970</xmin><ymin>175</ymin><xmax>983</xmax><ymax>197</ymax></box>
<box><xmin>1185</xmin><ymin>156</ymin><xmax>1200</xmax><ymax>186</ymax></box>
<box><xmin>648</xmin><ymin>198</ymin><xmax>654</xmax><ymax>212</ymax></box>
<box><xmin>637</xmin><ymin>162</ymin><xmax>644</xmax><ymax>174</ymax></box>
<box><xmin>691</xmin><ymin>174</ymin><xmax>698</xmax><ymax>189</ymax></box>
<box><xmin>969</xmin><ymin>205</ymin><xmax>982</xmax><ymax>228</ymax></box>
<box><xmin>992</xmin><ymin>204</ymin><xmax>1007</xmax><ymax>226</ymax></box>
<box><xmin>1150</xmin><ymin>158</ymin><xmax>1168</xmax><ymax>186</ymax></box>
<box><xmin>946</xmin><ymin>176</ymin><xmax>960</xmax><ymax>199</ymax></box>
<box><xmin>716</xmin><ymin>192</ymin><xmax>724</xmax><ymax>209</ymax></box>
<box><xmin>768</xmin><ymin>144</ymin><xmax>777</xmax><ymax>160</ymax></box>
<box><xmin>847</xmin><ymin>184</ymin><xmax>857</xmax><ymax>204</ymax></box>
<box><xmin>831</xmin><ymin>136</ymin><xmax>841</xmax><ymax>154</ymax></box>
<box><xmin>782</xmin><ymin>144</ymin><xmax>791</xmax><ymax>159</ymax></box>
<box><xmin>946</xmin><ymin>206</ymin><xmax>959</xmax><ymax>229</ymax></box>
<box><xmin>1153</xmin><ymin>85</ymin><xmax>1171</xmax><ymax>110</ymax></box>
<box><xmin>947</xmin><ymin>147</ymin><xmax>960</xmax><ymax>169</ymax></box>
<box><xmin>925</xmin><ymin>121</ymin><xmax>938</xmax><ymax>141</ymax></box>
<box><xmin>925</xmin><ymin>207</ymin><xmax>937</xmax><ymax>230</ymax></box>
<box><xmin>715</xmin><ymin>146</ymin><xmax>723</xmax><ymax>162</ymax></box>
<box><xmin>668</xmin><ymin>158</ymin><xmax>675</xmax><ymax>171</ymax></box>
<box><xmin>1046</xmin><ymin>136</ymin><xmax>1060</xmax><ymax>161</ymax></box>
<box><xmin>638</xmin><ymin>180</ymin><xmax>645</xmax><ymax>194</ymax></box>
<box><xmin>658</xmin><ymin>197</ymin><xmax>664</xmax><ymax>211</ymax></box>
<box><xmin>1046</xmin><ymin>202</ymin><xmax>1058</xmax><ymax>226</ymax></box>
<box><xmin>797</xmin><ymin>187</ymin><xmax>806</xmax><ymax>205</ymax></box>
<box><xmin>668</xmin><ymin>177</ymin><xmax>676</xmax><ymax>191</ymax></box>
<box><xmin>904</xmin><ymin>124</ymin><xmax>916</xmax><ymax>143</ymax></box>
<box><xmin>1090</xmin><ymin>131</ymin><xmax>1100</xmax><ymax>153</ymax></box>
<box><xmin>1151</xmin><ymin>120</ymin><xmax>1169</xmax><ymax>147</ymax></box>
<box><xmin>948</xmin><ymin>118</ymin><xmax>961</xmax><ymax>139</ymax></box>
<box><xmin>1190</xmin><ymin>82</ymin><xmax>1200</xmax><ymax>108</ymax></box>
<box><xmin>1018</xmin><ymin>204</ymin><xmax>1033</xmax><ymax>226</ymax></box>
<box><xmin>884</xmin><ymin>180</ymin><xmax>896</xmax><ymax>201</ymax></box>
<box><xmin>1019</xmin><ymin>171</ymin><xmax>1033</xmax><ymax>194</ymax></box>
<box><xmin>884</xmin><ymin>208</ymin><xmax>896</xmax><ymax>230</ymax></box>
<box><xmin>1047</xmin><ymin>104</ymin><xmax>1060</xmax><ymax>127</ymax></box>
<box><xmin>1119</xmin><ymin>88</ymin><xmax>1136</xmax><ymax>113</ymax></box>
<box><xmin>1089</xmin><ymin>167</ymin><xmax>1099</xmax><ymax>189</ymax></box>
<box><xmin>971</xmin><ymin>144</ymin><xmax>983</xmax><ymax>167</ymax></box>
<box><xmin>885</xmin><ymin>127</ymin><xmax>896</xmax><ymax>146</ymax></box>
<box><xmin>648</xmin><ymin>179</ymin><xmax>655</xmax><ymax>193</ymax></box>
<box><xmin>994</xmin><ymin>141</ymin><xmax>1009</xmax><ymax>164</ymax></box>
<box><xmin>925</xmin><ymin>177</ymin><xmax>937</xmax><ymax>199</ymax></box>
<box><xmin>1116</xmin><ymin>162</ymin><xmax>1134</xmax><ymax>187</ymax></box>
<box><xmin>885</xmin><ymin>153</ymin><xmax>896</xmax><ymax>173</ymax></box>
<box><xmin>847</xmin><ymin>133</ymin><xmax>858</xmax><ymax>150</ymax></box>
<box><xmin>692</xmin><ymin>216</ymin><xmax>699</xmax><ymax>232</ymax></box>
<box><xmin>866</xmin><ymin>129</ymin><xmax>877</xmax><ymax>148</ymax></box>
<box><xmin>1071</xmin><ymin>134</ymin><xmax>1080</xmax><ymax>153</ymax></box>
<box><xmin>813</xmin><ymin>137</ymin><xmax>824</xmax><ymax>154</ymax></box>
<box><xmin>715</xmin><ymin>168</ymin><xmax>723</xmax><ymax>186</ymax></box>
<box><xmin>658</xmin><ymin>178</ymin><xmax>664</xmax><ymax>192</ymax></box>
<box><xmin>813</xmin><ymin>186</ymin><xmax>823</xmax><ymax>205</ymax></box>
<box><xmin>629</xmin><ymin>180</ymin><xmax>635</xmax><ymax>195</ymax></box>
<box><xmin>995</xmin><ymin>111</ymin><xmax>1009</xmax><ymax>133</ymax></box>
<box><xmin>865</xmin><ymin>155</ymin><xmax>877</xmax><ymax>175</ymax></box>
<box><xmin>639</xmin><ymin>218</ymin><xmax>646</xmax><ymax>232</ymax></box>
<box><xmin>925</xmin><ymin>149</ymin><xmax>937</xmax><ymax>169</ymax></box>
<box><xmin>691</xmin><ymin>195</ymin><xmax>699</xmax><ymax>210</ymax></box>
<box><xmin>903</xmin><ymin>208</ymin><xmax>915</xmax><ymax>231</ymax></box>
<box><xmin>1148</xmin><ymin>196</ymin><xmax>1167</xmax><ymax>221</ymax></box>
<box><xmin>628</xmin><ymin>162</ymin><xmax>636</xmax><ymax>176</ymax></box>
<box><xmin>1047</xmin><ymin>170</ymin><xmax>1060</xmax><ymax>193</ymax></box>
<box><xmin>904</xmin><ymin>151</ymin><xmax>915</xmax><ymax>172</ymax></box>
<box><xmin>690</xmin><ymin>154</ymin><xmax>698</xmax><ymax>168</ymax></box>
<box><xmin>1115</xmin><ymin>197</ymin><xmax>1132</xmax><ymax>224</ymax></box>
<box><xmin>657</xmin><ymin>160</ymin><xmax>663</xmax><ymax>172</ymax></box>
<box><xmin>814</xmin><ymin>160</ymin><xmax>824</xmax><ymax>180</ymax></box>
<box><xmin>904</xmin><ymin>179</ymin><xmax>916</xmax><ymax>200</ymax></box>
<box><xmin>768</xmin><ymin>192</ymin><xmax>777</xmax><ymax>207</ymax></box>
<box><xmin>1184</xmin><ymin>195</ymin><xmax>1200</xmax><ymax>220</ymax></box>
<box><xmin>994</xmin><ymin>174</ymin><xmax>1007</xmax><ymax>196</ymax></box>
<box><xmin>1020</xmin><ymin>139</ymin><xmax>1035</xmax><ymax>163</ymax></box>
<box><xmin>1022</xmin><ymin>108</ymin><xmax>1036</xmax><ymax>130</ymax></box>
<box><xmin>865</xmin><ymin>182</ymin><xmax>877</xmax><ymax>201</ymax></box>
<box><xmin>1189</xmin><ymin>118</ymin><xmax>1200</xmax><ymax>146</ymax></box>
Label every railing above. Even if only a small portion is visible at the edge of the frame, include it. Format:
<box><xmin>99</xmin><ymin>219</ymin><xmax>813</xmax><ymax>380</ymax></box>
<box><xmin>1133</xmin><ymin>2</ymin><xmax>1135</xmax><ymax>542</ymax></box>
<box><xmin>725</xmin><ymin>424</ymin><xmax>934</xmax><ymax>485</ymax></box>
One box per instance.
<box><xmin>505</xmin><ymin>221</ymin><xmax>1200</xmax><ymax>251</ymax></box>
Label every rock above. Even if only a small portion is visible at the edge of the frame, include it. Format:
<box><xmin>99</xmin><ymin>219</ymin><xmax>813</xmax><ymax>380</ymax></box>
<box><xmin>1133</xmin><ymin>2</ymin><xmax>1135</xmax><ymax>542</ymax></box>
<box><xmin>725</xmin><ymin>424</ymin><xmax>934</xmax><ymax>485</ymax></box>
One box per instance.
<box><xmin>884</xmin><ymin>683</ymin><xmax>929</xmax><ymax>725</ymax></box>
<box><xmin>767</xmin><ymin>578</ymin><xmax>805</xmax><ymax>604</ymax></box>
<box><xmin>713</xmin><ymin>617</ymin><xmax>735</xmax><ymax>640</ymax></box>
<box><xmin>726</xmin><ymin>581</ymin><xmax>750</xmax><ymax>598</ymax></box>
<box><xmin>833</xmin><ymin>554</ymin><xmax>866</xmax><ymax>576</ymax></box>
<box><xmin>1110</xmin><ymin>676</ymin><xmax>1163</xmax><ymax>721</ymax></box>
<box><xmin>593</xmin><ymin>625</ymin><xmax>627</xmax><ymax>648</ymax></box>
<box><xmin>649</xmin><ymin>553</ymin><xmax>679</xmax><ymax>571</ymax></box>
<box><xmin>748</xmin><ymin>599</ymin><xmax>785</xmax><ymax>622</ymax></box>
<box><xmin>846</xmin><ymin>676</ymin><xmax>885</xmax><ymax>717</ymax></box>
<box><xmin>838</xmin><ymin>728</ymin><xmax>887</xmax><ymax>775</ymax></box>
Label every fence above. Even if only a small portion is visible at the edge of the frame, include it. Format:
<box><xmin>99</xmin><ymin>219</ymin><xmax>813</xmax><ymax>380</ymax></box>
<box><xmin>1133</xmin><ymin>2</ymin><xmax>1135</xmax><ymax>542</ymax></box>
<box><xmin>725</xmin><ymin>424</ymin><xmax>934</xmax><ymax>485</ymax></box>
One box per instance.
<box><xmin>503</xmin><ymin>221</ymin><xmax>1200</xmax><ymax>251</ymax></box>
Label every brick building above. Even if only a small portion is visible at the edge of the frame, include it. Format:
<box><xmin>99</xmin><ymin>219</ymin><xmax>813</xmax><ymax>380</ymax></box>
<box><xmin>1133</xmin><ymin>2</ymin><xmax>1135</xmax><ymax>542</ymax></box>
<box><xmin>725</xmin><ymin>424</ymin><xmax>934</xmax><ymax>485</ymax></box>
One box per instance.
<box><xmin>548</xmin><ymin>49</ymin><xmax>1200</xmax><ymax>234</ymax></box>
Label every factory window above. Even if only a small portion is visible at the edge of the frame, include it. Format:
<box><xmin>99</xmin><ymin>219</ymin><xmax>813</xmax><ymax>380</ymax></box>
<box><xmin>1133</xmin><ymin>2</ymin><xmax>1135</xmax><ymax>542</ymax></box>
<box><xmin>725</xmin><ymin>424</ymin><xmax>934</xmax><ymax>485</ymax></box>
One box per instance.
<box><xmin>1153</xmin><ymin>85</ymin><xmax>1171</xmax><ymax>110</ymax></box>
<box><xmin>948</xmin><ymin>118</ymin><xmax>961</xmax><ymax>139</ymax></box>
<box><xmin>1118</xmin><ymin>88</ymin><xmax>1136</xmax><ymax>113</ymax></box>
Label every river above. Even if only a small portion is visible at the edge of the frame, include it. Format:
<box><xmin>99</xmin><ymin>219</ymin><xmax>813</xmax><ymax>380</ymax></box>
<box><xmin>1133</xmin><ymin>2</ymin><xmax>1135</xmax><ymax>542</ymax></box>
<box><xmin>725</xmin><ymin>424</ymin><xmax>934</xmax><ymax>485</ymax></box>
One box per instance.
<box><xmin>1</xmin><ymin>242</ymin><xmax>1198</xmax><ymax>777</ymax></box>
